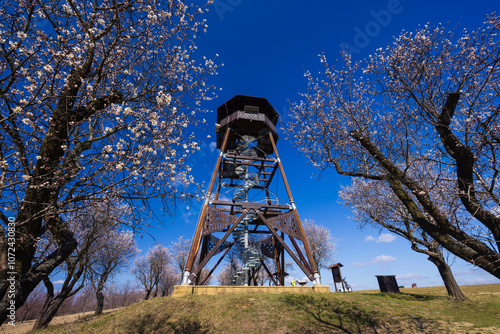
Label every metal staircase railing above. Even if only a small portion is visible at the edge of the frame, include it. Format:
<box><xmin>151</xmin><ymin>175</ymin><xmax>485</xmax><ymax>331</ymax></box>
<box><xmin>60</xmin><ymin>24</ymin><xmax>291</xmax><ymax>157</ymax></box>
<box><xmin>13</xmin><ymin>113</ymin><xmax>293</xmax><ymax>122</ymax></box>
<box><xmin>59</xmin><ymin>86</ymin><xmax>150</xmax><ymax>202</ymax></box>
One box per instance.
<box><xmin>230</xmin><ymin>135</ymin><xmax>262</xmax><ymax>285</ymax></box>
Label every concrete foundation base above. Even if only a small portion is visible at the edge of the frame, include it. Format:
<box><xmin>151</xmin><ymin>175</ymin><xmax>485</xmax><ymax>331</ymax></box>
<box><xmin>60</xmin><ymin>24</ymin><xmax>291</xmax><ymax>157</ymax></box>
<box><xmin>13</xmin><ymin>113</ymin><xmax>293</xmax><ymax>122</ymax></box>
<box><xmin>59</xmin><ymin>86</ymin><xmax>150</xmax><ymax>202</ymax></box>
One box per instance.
<box><xmin>172</xmin><ymin>285</ymin><xmax>330</xmax><ymax>297</ymax></box>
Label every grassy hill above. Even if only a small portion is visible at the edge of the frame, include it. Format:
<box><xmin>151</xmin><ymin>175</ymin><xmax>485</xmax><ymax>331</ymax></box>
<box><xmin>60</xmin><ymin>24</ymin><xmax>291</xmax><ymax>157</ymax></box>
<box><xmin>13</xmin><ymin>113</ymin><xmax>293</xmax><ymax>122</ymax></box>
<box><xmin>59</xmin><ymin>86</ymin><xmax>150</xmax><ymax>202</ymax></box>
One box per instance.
<box><xmin>31</xmin><ymin>284</ymin><xmax>500</xmax><ymax>333</ymax></box>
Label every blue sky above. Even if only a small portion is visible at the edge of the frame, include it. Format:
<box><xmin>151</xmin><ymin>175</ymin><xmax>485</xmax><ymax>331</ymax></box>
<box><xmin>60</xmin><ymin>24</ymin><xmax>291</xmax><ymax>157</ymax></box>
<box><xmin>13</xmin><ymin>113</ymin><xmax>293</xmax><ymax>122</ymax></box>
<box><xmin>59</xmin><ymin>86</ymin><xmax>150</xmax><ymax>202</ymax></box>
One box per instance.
<box><xmin>119</xmin><ymin>0</ymin><xmax>500</xmax><ymax>291</ymax></box>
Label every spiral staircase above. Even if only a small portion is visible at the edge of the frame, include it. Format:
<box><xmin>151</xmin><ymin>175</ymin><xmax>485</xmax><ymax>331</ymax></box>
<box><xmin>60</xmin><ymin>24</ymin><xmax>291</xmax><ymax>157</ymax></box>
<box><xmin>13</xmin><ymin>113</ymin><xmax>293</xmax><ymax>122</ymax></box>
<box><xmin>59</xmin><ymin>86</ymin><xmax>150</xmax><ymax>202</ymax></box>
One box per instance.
<box><xmin>231</xmin><ymin>135</ymin><xmax>262</xmax><ymax>285</ymax></box>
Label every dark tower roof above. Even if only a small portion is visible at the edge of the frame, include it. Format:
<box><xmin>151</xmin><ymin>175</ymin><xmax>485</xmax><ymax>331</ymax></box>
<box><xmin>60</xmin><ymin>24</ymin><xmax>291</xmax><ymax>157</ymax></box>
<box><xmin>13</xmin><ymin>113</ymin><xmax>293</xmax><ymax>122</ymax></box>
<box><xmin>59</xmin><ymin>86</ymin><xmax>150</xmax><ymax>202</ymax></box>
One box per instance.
<box><xmin>216</xmin><ymin>95</ymin><xmax>279</xmax><ymax>125</ymax></box>
<box><xmin>215</xmin><ymin>95</ymin><xmax>279</xmax><ymax>156</ymax></box>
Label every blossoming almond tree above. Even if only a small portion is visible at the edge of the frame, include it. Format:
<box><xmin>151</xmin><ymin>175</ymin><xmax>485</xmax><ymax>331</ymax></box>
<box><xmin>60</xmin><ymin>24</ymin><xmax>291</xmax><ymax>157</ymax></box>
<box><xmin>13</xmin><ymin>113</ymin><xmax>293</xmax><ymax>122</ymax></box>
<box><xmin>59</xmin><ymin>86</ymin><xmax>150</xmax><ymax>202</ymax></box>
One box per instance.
<box><xmin>89</xmin><ymin>227</ymin><xmax>137</xmax><ymax>317</ymax></box>
<box><xmin>301</xmin><ymin>219</ymin><xmax>336</xmax><ymax>272</ymax></box>
<box><xmin>132</xmin><ymin>244</ymin><xmax>171</xmax><ymax>300</ymax></box>
<box><xmin>33</xmin><ymin>200</ymin><xmax>135</xmax><ymax>329</ymax></box>
<box><xmin>286</xmin><ymin>15</ymin><xmax>500</xmax><ymax>280</ymax></box>
<box><xmin>0</xmin><ymin>0</ymin><xmax>218</xmax><ymax>322</ymax></box>
<box><xmin>169</xmin><ymin>235</ymin><xmax>191</xmax><ymax>276</ymax></box>
<box><xmin>340</xmin><ymin>178</ymin><xmax>468</xmax><ymax>300</ymax></box>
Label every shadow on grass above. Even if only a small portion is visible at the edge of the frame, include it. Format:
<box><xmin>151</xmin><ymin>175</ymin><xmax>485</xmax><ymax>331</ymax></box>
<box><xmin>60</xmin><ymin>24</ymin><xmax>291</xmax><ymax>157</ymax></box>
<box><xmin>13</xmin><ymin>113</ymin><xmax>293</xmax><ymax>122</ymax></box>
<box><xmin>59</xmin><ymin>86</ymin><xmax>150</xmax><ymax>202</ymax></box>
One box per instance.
<box><xmin>169</xmin><ymin>316</ymin><xmax>211</xmax><ymax>334</ymax></box>
<box><xmin>281</xmin><ymin>294</ymin><xmax>382</xmax><ymax>333</ymax></box>
<box><xmin>122</xmin><ymin>313</ymin><xmax>211</xmax><ymax>334</ymax></box>
<box><xmin>372</xmin><ymin>292</ymin><xmax>447</xmax><ymax>302</ymax></box>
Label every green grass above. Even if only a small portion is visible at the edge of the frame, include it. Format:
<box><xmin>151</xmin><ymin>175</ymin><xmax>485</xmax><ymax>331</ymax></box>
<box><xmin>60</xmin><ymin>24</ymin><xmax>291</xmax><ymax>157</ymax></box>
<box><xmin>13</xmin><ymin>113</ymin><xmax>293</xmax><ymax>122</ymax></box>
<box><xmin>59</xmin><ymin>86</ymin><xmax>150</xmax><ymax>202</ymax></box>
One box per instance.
<box><xmin>32</xmin><ymin>284</ymin><xmax>500</xmax><ymax>334</ymax></box>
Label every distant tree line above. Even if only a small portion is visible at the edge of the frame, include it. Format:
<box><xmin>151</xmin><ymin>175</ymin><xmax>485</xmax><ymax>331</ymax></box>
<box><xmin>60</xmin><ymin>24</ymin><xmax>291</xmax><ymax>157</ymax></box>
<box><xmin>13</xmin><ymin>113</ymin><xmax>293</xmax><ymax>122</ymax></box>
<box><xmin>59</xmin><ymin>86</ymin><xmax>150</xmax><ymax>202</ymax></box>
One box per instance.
<box><xmin>15</xmin><ymin>282</ymin><xmax>144</xmax><ymax>323</ymax></box>
<box><xmin>4</xmin><ymin>233</ymin><xmax>197</xmax><ymax>330</ymax></box>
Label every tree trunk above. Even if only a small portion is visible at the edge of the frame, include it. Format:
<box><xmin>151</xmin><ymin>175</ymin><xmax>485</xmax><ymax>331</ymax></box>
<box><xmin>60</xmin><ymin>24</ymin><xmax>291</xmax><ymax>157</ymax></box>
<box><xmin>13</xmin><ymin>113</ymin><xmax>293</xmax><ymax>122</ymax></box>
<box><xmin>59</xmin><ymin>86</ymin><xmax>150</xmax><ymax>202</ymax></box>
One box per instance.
<box><xmin>427</xmin><ymin>255</ymin><xmax>468</xmax><ymax>301</ymax></box>
<box><xmin>356</xmin><ymin>133</ymin><xmax>500</xmax><ymax>279</ymax></box>
<box><xmin>32</xmin><ymin>273</ymin><xmax>86</xmax><ymax>329</ymax></box>
<box><xmin>0</xmin><ymin>275</ymin><xmax>40</xmax><ymax>325</ymax></box>
<box><xmin>144</xmin><ymin>289</ymin><xmax>151</xmax><ymax>300</ymax></box>
<box><xmin>33</xmin><ymin>292</ymin><xmax>67</xmax><ymax>330</ymax></box>
<box><xmin>94</xmin><ymin>273</ymin><xmax>109</xmax><ymax>315</ymax></box>
<box><xmin>33</xmin><ymin>296</ymin><xmax>66</xmax><ymax>330</ymax></box>
<box><xmin>0</xmin><ymin>226</ymin><xmax>6</xmax><ymax>283</ymax></box>
<box><xmin>95</xmin><ymin>290</ymin><xmax>104</xmax><ymax>315</ymax></box>
<box><xmin>0</xmin><ymin>218</ymin><xmax>77</xmax><ymax>324</ymax></box>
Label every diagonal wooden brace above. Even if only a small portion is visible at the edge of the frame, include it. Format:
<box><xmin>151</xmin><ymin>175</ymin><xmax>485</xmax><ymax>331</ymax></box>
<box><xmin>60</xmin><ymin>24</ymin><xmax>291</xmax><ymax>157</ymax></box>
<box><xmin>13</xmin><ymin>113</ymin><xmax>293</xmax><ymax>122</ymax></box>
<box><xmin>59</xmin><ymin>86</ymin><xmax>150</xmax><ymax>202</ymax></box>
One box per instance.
<box><xmin>290</xmin><ymin>236</ymin><xmax>313</xmax><ymax>274</ymax></box>
<box><xmin>256</xmin><ymin>210</ymin><xmax>315</xmax><ymax>281</ymax></box>
<box><xmin>269</xmin><ymin>133</ymin><xmax>319</xmax><ymax>275</ymax></box>
<box><xmin>184</xmin><ymin>128</ymin><xmax>231</xmax><ymax>276</ymax></box>
<box><xmin>189</xmin><ymin>209</ymin><xmax>249</xmax><ymax>282</ymax></box>
<box><xmin>199</xmin><ymin>241</ymin><xmax>235</xmax><ymax>286</ymax></box>
<box><xmin>261</xmin><ymin>259</ymin><xmax>280</xmax><ymax>286</ymax></box>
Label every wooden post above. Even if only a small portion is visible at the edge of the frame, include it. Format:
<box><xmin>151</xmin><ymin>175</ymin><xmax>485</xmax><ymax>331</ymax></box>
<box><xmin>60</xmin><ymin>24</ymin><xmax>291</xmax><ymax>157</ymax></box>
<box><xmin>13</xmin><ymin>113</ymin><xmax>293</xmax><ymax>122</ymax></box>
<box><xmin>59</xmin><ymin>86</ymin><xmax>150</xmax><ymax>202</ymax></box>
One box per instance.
<box><xmin>280</xmin><ymin>232</ymin><xmax>285</xmax><ymax>286</ymax></box>
<box><xmin>272</xmin><ymin>235</ymin><xmax>282</xmax><ymax>286</ymax></box>
<box><xmin>329</xmin><ymin>263</ymin><xmax>344</xmax><ymax>292</ymax></box>
<box><xmin>183</xmin><ymin>129</ymin><xmax>231</xmax><ymax>283</ymax></box>
<box><xmin>195</xmin><ymin>236</ymin><xmax>210</xmax><ymax>285</ymax></box>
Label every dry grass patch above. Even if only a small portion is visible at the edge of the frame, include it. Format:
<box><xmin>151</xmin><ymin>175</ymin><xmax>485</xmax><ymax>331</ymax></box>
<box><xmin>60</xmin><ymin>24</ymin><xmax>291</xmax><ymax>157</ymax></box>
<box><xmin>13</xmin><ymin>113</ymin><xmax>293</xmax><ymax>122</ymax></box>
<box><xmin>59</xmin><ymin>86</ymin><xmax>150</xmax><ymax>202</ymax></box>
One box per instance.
<box><xmin>4</xmin><ymin>284</ymin><xmax>498</xmax><ymax>334</ymax></box>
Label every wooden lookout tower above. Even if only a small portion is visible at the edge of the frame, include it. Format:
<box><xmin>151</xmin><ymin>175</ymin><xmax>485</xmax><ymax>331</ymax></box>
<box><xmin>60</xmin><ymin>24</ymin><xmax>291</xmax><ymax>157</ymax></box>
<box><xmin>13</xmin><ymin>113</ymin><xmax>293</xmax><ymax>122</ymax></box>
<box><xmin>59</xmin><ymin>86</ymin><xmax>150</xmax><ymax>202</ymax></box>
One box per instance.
<box><xmin>181</xmin><ymin>95</ymin><xmax>322</xmax><ymax>287</ymax></box>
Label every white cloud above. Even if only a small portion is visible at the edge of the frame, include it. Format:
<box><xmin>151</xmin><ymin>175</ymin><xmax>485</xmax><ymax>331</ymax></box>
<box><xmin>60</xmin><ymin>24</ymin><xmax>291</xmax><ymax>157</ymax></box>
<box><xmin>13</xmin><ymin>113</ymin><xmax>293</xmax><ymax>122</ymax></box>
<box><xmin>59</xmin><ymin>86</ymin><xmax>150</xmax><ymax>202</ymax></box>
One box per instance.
<box><xmin>377</xmin><ymin>233</ymin><xmax>396</xmax><ymax>243</ymax></box>
<box><xmin>182</xmin><ymin>210</ymin><xmax>196</xmax><ymax>219</ymax></box>
<box><xmin>365</xmin><ymin>233</ymin><xmax>396</xmax><ymax>243</ymax></box>
<box><xmin>453</xmin><ymin>269</ymin><xmax>500</xmax><ymax>285</ymax></box>
<box><xmin>52</xmin><ymin>280</ymin><xmax>65</xmax><ymax>284</ymax></box>
<box><xmin>454</xmin><ymin>269</ymin><xmax>486</xmax><ymax>277</ymax></box>
<box><xmin>396</xmin><ymin>273</ymin><xmax>423</xmax><ymax>281</ymax></box>
<box><xmin>208</xmin><ymin>141</ymin><xmax>217</xmax><ymax>152</ymax></box>
<box><xmin>457</xmin><ymin>277</ymin><xmax>500</xmax><ymax>285</ymax></box>
<box><xmin>217</xmin><ymin>194</ymin><xmax>233</xmax><ymax>202</ymax></box>
<box><xmin>370</xmin><ymin>255</ymin><xmax>397</xmax><ymax>264</ymax></box>
<box><xmin>351</xmin><ymin>262</ymin><xmax>368</xmax><ymax>267</ymax></box>
<box><xmin>350</xmin><ymin>254</ymin><xmax>397</xmax><ymax>267</ymax></box>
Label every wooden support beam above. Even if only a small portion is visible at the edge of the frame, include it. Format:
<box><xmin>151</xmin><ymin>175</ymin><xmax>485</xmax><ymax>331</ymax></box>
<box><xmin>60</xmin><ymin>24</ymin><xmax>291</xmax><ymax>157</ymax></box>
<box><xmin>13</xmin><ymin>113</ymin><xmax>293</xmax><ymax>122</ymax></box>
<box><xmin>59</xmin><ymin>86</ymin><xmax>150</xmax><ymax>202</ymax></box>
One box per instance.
<box><xmin>196</xmin><ymin>235</ymin><xmax>210</xmax><ymax>284</ymax></box>
<box><xmin>214</xmin><ymin>207</ymin><xmax>285</xmax><ymax>216</ymax></box>
<box><xmin>261</xmin><ymin>259</ymin><xmax>279</xmax><ymax>286</ymax></box>
<box><xmin>280</xmin><ymin>232</ymin><xmax>285</xmax><ymax>286</ymax></box>
<box><xmin>291</xmin><ymin>209</ymin><xmax>319</xmax><ymax>274</ymax></box>
<box><xmin>199</xmin><ymin>241</ymin><xmax>235</xmax><ymax>286</ymax></box>
<box><xmin>272</xmin><ymin>235</ymin><xmax>282</xmax><ymax>285</ymax></box>
<box><xmin>224</xmin><ymin>154</ymin><xmax>276</xmax><ymax>162</ymax></box>
<box><xmin>223</xmin><ymin>161</ymin><xmax>275</xmax><ymax>168</ymax></box>
<box><xmin>185</xmin><ymin>128</ymin><xmax>231</xmax><ymax>274</ymax></box>
<box><xmin>269</xmin><ymin>133</ymin><xmax>295</xmax><ymax>204</ymax></box>
<box><xmin>185</xmin><ymin>204</ymin><xmax>209</xmax><ymax>273</ymax></box>
<box><xmin>265</xmin><ymin>163</ymin><xmax>280</xmax><ymax>189</ymax></box>
<box><xmin>210</xmin><ymin>200</ymin><xmax>290</xmax><ymax>210</ymax></box>
<box><xmin>269</xmin><ymin>133</ymin><xmax>319</xmax><ymax>275</ymax></box>
<box><xmin>256</xmin><ymin>210</ymin><xmax>315</xmax><ymax>281</ymax></box>
<box><xmin>219</xmin><ymin>184</ymin><xmax>266</xmax><ymax>190</ymax></box>
<box><xmin>290</xmin><ymin>236</ymin><xmax>313</xmax><ymax>274</ymax></box>
<box><xmin>189</xmin><ymin>209</ymin><xmax>249</xmax><ymax>281</ymax></box>
<box><xmin>213</xmin><ymin>164</ymin><xmax>223</xmax><ymax>208</ymax></box>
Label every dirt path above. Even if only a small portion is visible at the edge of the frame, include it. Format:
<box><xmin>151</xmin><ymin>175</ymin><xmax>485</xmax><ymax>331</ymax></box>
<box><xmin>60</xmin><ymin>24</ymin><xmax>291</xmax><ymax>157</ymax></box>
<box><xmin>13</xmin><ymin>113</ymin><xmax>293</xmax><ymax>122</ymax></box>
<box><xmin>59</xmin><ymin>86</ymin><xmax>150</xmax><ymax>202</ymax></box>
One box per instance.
<box><xmin>0</xmin><ymin>308</ymin><xmax>120</xmax><ymax>334</ymax></box>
